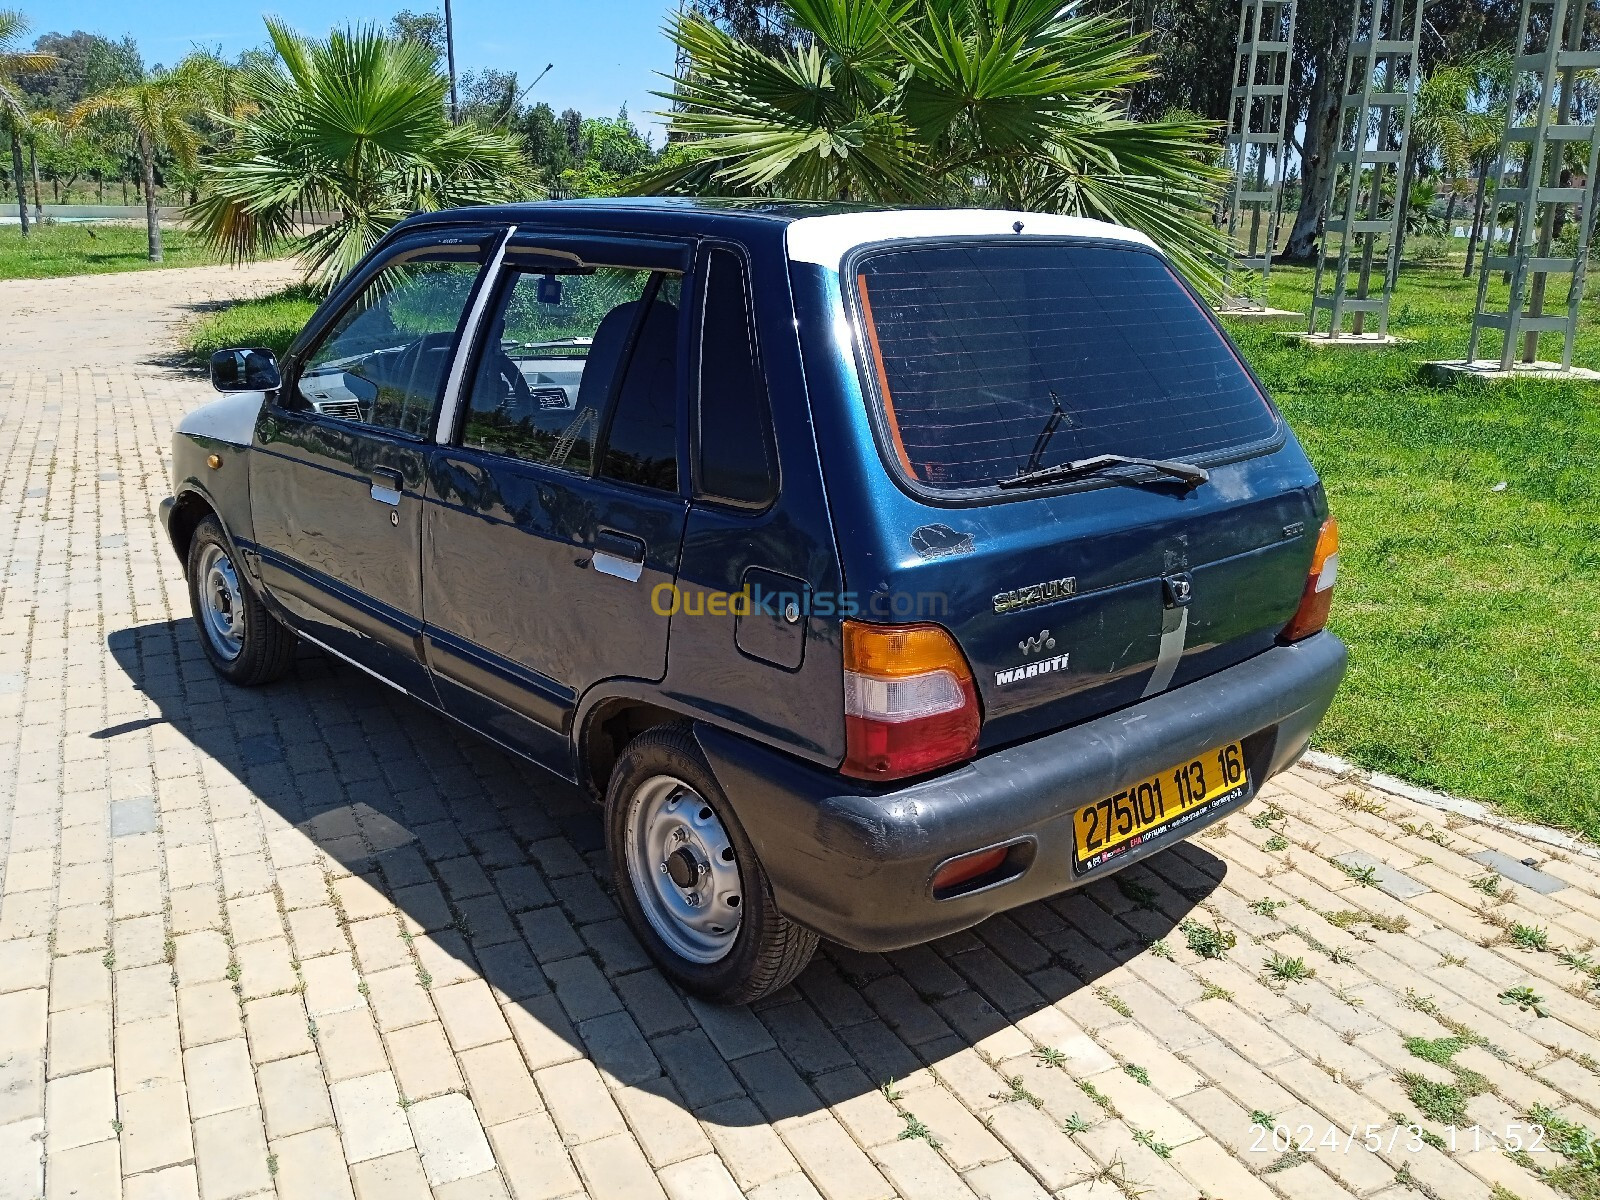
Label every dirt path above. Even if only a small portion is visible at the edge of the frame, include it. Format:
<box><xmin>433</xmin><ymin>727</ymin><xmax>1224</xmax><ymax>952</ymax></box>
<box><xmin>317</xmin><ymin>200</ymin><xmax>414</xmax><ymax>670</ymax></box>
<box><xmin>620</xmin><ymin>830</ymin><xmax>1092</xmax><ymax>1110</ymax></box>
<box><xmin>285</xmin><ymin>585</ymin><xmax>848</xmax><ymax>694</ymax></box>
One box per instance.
<box><xmin>0</xmin><ymin>260</ymin><xmax>301</xmax><ymax>372</ymax></box>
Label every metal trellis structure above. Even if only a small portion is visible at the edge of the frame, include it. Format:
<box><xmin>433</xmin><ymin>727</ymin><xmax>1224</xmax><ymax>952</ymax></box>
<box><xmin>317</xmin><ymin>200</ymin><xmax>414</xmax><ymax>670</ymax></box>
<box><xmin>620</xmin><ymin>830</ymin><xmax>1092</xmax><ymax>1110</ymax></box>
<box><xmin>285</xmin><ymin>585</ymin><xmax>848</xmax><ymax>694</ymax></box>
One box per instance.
<box><xmin>1465</xmin><ymin>0</ymin><xmax>1600</xmax><ymax>371</ymax></box>
<box><xmin>1222</xmin><ymin>0</ymin><xmax>1299</xmax><ymax>309</ymax></box>
<box><xmin>1308</xmin><ymin>0</ymin><xmax>1424</xmax><ymax>339</ymax></box>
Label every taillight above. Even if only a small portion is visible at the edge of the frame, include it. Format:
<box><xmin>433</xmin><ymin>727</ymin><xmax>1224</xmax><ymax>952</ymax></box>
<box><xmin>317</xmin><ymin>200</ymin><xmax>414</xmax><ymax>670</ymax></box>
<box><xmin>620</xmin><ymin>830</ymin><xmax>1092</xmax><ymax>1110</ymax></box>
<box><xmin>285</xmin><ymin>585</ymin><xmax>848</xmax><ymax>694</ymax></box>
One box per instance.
<box><xmin>1280</xmin><ymin>517</ymin><xmax>1339</xmax><ymax>642</ymax></box>
<box><xmin>842</xmin><ymin>621</ymin><xmax>981</xmax><ymax>780</ymax></box>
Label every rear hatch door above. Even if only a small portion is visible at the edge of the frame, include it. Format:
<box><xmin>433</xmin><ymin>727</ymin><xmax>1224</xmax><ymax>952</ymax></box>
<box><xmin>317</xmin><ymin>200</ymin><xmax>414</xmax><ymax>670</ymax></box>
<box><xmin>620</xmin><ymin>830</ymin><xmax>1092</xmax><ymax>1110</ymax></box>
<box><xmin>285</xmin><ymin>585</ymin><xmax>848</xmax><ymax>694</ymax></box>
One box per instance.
<box><xmin>847</xmin><ymin>237</ymin><xmax>1322</xmax><ymax>747</ymax></box>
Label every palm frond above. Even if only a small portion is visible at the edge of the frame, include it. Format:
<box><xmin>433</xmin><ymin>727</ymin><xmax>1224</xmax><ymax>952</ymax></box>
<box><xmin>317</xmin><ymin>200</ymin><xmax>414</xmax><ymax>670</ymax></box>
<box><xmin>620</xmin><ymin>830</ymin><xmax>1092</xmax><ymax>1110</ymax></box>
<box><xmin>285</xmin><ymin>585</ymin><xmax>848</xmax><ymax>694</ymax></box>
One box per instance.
<box><xmin>189</xmin><ymin>18</ymin><xmax>528</xmax><ymax>291</ymax></box>
<box><xmin>645</xmin><ymin>0</ymin><xmax>1226</xmax><ymax>287</ymax></box>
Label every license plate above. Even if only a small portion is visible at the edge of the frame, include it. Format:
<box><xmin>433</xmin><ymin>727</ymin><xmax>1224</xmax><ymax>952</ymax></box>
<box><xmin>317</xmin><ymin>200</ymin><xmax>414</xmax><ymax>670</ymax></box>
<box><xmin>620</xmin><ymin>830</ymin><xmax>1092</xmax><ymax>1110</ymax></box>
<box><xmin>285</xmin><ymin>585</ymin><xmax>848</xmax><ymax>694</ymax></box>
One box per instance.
<box><xmin>1073</xmin><ymin>741</ymin><xmax>1249</xmax><ymax>875</ymax></box>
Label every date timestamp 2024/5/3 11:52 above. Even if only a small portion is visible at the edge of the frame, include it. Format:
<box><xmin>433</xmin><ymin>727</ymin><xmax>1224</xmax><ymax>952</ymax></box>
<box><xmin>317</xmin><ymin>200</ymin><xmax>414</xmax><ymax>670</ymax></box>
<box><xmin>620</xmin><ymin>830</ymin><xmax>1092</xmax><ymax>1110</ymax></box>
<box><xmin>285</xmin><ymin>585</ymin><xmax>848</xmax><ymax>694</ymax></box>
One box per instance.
<box><xmin>1251</xmin><ymin>1121</ymin><xmax>1550</xmax><ymax>1156</ymax></box>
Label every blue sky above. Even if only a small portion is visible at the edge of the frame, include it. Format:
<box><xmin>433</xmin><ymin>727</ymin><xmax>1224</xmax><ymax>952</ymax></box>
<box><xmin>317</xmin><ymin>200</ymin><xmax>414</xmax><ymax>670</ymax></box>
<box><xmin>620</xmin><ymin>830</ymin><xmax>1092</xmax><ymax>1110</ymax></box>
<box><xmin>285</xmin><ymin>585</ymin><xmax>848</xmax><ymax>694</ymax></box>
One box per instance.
<box><xmin>18</xmin><ymin>0</ymin><xmax>679</xmax><ymax>136</ymax></box>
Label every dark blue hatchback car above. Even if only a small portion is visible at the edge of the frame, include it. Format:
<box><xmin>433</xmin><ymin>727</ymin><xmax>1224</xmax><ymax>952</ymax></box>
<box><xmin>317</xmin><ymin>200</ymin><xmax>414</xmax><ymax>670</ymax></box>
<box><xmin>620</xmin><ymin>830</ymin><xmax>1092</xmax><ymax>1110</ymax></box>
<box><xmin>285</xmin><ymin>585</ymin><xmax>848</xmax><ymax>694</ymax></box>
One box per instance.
<box><xmin>163</xmin><ymin>199</ymin><xmax>1346</xmax><ymax>1003</ymax></box>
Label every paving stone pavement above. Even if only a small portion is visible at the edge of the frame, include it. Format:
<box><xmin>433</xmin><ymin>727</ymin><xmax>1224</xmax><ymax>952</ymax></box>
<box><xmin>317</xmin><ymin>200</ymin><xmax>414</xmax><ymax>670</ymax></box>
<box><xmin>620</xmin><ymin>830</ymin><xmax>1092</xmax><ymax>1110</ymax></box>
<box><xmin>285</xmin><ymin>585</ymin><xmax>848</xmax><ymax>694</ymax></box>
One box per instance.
<box><xmin>4</xmin><ymin>263</ymin><xmax>1600</xmax><ymax>1200</ymax></box>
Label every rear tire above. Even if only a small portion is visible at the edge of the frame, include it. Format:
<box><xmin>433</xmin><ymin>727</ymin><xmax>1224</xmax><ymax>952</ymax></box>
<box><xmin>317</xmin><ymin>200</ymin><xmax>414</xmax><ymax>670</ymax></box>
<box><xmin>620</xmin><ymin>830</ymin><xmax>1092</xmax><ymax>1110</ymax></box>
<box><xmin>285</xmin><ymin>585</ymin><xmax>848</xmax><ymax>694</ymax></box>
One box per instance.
<box><xmin>605</xmin><ymin>723</ymin><xmax>817</xmax><ymax>1005</ymax></box>
<box><xmin>186</xmin><ymin>515</ymin><xmax>296</xmax><ymax>686</ymax></box>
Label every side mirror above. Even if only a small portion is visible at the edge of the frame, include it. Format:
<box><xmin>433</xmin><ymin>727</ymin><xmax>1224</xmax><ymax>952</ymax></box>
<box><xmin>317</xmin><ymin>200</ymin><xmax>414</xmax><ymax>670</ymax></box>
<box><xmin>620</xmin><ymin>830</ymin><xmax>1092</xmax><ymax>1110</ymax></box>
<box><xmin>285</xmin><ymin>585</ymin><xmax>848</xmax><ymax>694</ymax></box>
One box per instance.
<box><xmin>210</xmin><ymin>347</ymin><xmax>282</xmax><ymax>393</ymax></box>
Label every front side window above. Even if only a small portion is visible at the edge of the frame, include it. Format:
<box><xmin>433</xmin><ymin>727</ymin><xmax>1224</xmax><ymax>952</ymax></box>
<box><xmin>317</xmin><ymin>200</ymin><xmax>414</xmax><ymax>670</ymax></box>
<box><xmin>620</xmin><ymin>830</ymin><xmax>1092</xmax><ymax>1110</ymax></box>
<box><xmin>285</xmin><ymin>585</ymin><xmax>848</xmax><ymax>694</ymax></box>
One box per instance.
<box><xmin>295</xmin><ymin>242</ymin><xmax>486</xmax><ymax>436</ymax></box>
<box><xmin>852</xmin><ymin>242</ymin><xmax>1279</xmax><ymax>491</ymax></box>
<box><xmin>460</xmin><ymin>252</ymin><xmax>681</xmax><ymax>484</ymax></box>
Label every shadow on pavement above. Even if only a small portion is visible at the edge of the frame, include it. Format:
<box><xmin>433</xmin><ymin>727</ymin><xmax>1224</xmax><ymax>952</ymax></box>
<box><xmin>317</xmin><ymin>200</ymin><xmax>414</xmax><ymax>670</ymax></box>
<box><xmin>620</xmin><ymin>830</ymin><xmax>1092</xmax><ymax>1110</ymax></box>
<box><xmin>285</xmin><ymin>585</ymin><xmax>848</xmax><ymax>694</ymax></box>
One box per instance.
<box><xmin>106</xmin><ymin>617</ymin><xmax>1224</xmax><ymax>1124</ymax></box>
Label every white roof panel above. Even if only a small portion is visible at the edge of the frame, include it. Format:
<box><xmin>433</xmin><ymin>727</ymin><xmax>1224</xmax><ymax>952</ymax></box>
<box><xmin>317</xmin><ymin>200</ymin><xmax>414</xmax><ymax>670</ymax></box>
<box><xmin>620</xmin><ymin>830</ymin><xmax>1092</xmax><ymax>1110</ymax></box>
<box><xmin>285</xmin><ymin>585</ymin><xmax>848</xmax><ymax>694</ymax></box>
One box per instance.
<box><xmin>785</xmin><ymin>208</ymin><xmax>1156</xmax><ymax>268</ymax></box>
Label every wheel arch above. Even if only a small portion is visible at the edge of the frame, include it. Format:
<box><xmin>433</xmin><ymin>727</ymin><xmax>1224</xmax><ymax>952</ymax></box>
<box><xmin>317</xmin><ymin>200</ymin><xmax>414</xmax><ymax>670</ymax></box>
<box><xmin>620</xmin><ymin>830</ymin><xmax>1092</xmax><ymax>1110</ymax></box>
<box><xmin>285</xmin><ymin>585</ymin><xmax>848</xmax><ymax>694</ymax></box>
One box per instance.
<box><xmin>167</xmin><ymin>487</ymin><xmax>220</xmax><ymax>567</ymax></box>
<box><xmin>576</xmin><ymin>694</ymin><xmax>691</xmax><ymax>803</ymax></box>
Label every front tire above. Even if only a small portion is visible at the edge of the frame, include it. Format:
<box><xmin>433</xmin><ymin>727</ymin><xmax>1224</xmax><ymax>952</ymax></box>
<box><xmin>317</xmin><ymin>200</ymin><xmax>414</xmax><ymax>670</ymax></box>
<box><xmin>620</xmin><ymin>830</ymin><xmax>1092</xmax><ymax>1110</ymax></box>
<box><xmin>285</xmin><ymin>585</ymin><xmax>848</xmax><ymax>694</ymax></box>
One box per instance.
<box><xmin>186</xmin><ymin>515</ymin><xmax>296</xmax><ymax>686</ymax></box>
<box><xmin>606</xmin><ymin>723</ymin><xmax>817</xmax><ymax>1005</ymax></box>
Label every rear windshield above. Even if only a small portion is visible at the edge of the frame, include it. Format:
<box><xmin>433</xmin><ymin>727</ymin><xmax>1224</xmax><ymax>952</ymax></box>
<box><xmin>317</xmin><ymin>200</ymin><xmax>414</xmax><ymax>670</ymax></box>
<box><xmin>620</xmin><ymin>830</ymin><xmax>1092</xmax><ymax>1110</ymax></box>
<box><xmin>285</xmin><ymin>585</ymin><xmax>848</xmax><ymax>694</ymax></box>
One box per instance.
<box><xmin>852</xmin><ymin>241</ymin><xmax>1277</xmax><ymax>490</ymax></box>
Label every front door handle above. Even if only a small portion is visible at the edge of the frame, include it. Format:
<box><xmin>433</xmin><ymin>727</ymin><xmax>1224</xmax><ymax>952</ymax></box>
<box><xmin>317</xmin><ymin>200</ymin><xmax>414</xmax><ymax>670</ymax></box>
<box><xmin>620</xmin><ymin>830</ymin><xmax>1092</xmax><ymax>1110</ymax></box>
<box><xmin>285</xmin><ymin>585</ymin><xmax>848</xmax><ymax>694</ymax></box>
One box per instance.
<box><xmin>591</xmin><ymin>529</ymin><xmax>645</xmax><ymax>582</ymax></box>
<box><xmin>370</xmin><ymin>468</ymin><xmax>403</xmax><ymax>505</ymax></box>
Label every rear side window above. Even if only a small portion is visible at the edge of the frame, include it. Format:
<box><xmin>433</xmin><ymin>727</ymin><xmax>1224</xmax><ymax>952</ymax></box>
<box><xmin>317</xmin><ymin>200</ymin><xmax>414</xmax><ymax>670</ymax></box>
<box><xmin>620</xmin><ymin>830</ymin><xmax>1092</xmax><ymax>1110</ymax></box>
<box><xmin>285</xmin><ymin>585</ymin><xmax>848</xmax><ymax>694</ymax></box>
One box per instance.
<box><xmin>599</xmin><ymin>275</ymin><xmax>682</xmax><ymax>491</ymax></box>
<box><xmin>695</xmin><ymin>248</ymin><xmax>777</xmax><ymax>507</ymax></box>
<box><xmin>852</xmin><ymin>242</ymin><xmax>1277</xmax><ymax>491</ymax></box>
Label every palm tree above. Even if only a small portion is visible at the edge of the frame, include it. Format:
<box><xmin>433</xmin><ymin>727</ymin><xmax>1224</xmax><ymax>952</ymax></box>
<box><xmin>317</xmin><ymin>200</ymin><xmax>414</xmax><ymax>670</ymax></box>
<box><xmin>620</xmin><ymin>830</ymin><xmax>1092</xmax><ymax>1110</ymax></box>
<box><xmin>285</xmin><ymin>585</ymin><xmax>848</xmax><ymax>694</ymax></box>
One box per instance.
<box><xmin>189</xmin><ymin>19</ymin><xmax>530</xmax><ymax>291</ymax></box>
<box><xmin>70</xmin><ymin>57</ymin><xmax>216</xmax><ymax>261</ymax></box>
<box><xmin>0</xmin><ymin>10</ymin><xmax>58</xmax><ymax>236</ymax></box>
<box><xmin>632</xmin><ymin>0</ymin><xmax>1228</xmax><ymax>286</ymax></box>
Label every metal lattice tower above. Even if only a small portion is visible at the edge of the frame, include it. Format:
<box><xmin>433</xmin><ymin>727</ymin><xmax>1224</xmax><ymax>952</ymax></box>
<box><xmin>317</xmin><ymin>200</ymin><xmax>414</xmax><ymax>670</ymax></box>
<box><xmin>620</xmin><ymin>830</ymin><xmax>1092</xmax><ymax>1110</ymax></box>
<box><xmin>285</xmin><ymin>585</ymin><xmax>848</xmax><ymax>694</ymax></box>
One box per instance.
<box><xmin>1222</xmin><ymin>0</ymin><xmax>1298</xmax><ymax>308</ymax></box>
<box><xmin>1308</xmin><ymin>0</ymin><xmax>1424</xmax><ymax>338</ymax></box>
<box><xmin>1466</xmin><ymin>0</ymin><xmax>1600</xmax><ymax>371</ymax></box>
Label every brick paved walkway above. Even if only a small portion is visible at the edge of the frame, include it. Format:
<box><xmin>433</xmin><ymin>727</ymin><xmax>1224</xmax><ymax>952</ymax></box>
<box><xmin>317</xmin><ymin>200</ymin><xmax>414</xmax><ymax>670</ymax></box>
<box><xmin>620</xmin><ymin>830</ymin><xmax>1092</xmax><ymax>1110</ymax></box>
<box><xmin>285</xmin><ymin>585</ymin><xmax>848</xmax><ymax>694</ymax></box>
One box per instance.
<box><xmin>4</xmin><ymin>264</ymin><xmax>1600</xmax><ymax>1200</ymax></box>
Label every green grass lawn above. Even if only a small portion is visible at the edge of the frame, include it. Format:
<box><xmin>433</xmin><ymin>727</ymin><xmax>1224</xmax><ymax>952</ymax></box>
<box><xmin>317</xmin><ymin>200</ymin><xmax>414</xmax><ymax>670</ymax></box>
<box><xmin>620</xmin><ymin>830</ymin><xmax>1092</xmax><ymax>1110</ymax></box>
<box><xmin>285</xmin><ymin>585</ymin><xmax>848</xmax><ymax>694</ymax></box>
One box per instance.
<box><xmin>185</xmin><ymin>254</ymin><xmax>1600</xmax><ymax>839</ymax></box>
<box><xmin>0</xmin><ymin>221</ymin><xmax>241</xmax><ymax>279</ymax></box>
<box><xmin>184</xmin><ymin>285</ymin><xmax>321</xmax><ymax>360</ymax></box>
<box><xmin>1225</xmin><ymin>261</ymin><xmax>1600</xmax><ymax>838</ymax></box>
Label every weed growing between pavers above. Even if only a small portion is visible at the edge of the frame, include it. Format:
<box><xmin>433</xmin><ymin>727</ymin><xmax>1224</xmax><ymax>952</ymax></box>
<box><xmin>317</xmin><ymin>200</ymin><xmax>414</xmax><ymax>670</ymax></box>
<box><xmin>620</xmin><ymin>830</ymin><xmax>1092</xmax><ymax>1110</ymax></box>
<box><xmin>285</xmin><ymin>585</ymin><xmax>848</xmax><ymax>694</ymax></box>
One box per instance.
<box><xmin>1131</xmin><ymin>1126</ymin><xmax>1173</xmax><ymax>1158</ymax></box>
<box><xmin>1180</xmin><ymin>917</ymin><xmax>1236</xmax><ymax>959</ymax></box>
<box><xmin>896</xmin><ymin>1110</ymin><xmax>941</xmax><ymax>1148</ymax></box>
<box><xmin>1337</xmin><ymin>860</ymin><xmax>1380</xmax><ymax>887</ymax></box>
<box><xmin>1116</xmin><ymin>877</ymin><xmax>1161</xmax><ymax>910</ymax></box>
<box><xmin>1527</xmin><ymin>1105</ymin><xmax>1600</xmax><ymax>1200</ymax></box>
<box><xmin>1399</xmin><ymin>1034</ymin><xmax>1491</xmax><ymax>1124</ymax></box>
<box><xmin>1079</xmin><ymin>1079</ymin><xmax>1117</xmax><ymax>1116</ymax></box>
<box><xmin>1264</xmin><ymin>951</ymin><xmax>1316</xmax><ymax>984</ymax></box>
<box><xmin>1032</xmin><ymin>1046</ymin><xmax>1067</xmax><ymax>1069</ymax></box>
<box><xmin>993</xmin><ymin>1075</ymin><xmax>1043</xmax><ymax>1108</ymax></box>
<box><xmin>1500</xmin><ymin>984</ymin><xmax>1551</xmax><ymax>1016</ymax></box>
<box><xmin>1094</xmin><ymin>985</ymin><xmax>1134</xmax><ymax>1018</ymax></box>
<box><xmin>1144</xmin><ymin>937</ymin><xmax>1174</xmax><ymax>960</ymax></box>
<box><xmin>1511</xmin><ymin>924</ymin><xmax>1552</xmax><ymax>952</ymax></box>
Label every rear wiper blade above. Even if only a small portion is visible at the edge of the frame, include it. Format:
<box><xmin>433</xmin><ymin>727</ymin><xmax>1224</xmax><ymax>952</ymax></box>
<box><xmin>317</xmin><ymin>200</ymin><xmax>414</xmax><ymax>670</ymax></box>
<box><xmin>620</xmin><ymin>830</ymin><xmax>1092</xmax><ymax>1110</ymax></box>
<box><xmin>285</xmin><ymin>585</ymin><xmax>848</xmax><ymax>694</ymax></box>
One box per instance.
<box><xmin>998</xmin><ymin>453</ymin><xmax>1209</xmax><ymax>491</ymax></box>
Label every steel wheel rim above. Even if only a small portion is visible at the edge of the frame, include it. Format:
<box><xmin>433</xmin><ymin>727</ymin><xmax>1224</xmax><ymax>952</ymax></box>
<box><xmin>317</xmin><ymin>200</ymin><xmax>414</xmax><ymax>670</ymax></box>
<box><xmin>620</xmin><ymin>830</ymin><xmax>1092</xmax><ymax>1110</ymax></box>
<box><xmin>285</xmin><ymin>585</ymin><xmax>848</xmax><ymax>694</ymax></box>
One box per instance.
<box><xmin>624</xmin><ymin>774</ymin><xmax>742</xmax><ymax>964</ymax></box>
<box><xmin>197</xmin><ymin>543</ymin><xmax>245</xmax><ymax>662</ymax></box>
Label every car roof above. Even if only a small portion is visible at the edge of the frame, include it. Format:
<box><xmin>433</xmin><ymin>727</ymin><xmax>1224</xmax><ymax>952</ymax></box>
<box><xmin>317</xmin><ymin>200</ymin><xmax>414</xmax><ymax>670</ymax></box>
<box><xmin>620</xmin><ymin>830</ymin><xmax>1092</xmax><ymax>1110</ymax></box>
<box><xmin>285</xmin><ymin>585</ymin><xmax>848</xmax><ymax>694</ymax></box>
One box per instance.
<box><xmin>393</xmin><ymin>198</ymin><xmax>1155</xmax><ymax>261</ymax></box>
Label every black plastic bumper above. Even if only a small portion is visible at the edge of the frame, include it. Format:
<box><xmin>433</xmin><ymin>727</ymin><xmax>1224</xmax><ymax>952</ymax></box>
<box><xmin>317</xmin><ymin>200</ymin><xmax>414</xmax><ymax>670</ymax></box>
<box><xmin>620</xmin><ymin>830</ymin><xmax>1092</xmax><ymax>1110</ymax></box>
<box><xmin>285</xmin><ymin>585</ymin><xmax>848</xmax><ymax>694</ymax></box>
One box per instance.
<box><xmin>695</xmin><ymin>631</ymin><xmax>1347</xmax><ymax>951</ymax></box>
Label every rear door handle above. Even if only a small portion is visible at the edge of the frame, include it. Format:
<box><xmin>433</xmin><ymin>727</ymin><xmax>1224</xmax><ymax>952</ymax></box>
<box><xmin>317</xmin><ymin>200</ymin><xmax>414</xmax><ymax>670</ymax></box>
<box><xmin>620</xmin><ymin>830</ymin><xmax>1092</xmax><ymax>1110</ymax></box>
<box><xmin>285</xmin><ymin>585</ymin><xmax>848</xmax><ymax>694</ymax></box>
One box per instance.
<box><xmin>370</xmin><ymin>468</ymin><xmax>403</xmax><ymax>505</ymax></box>
<box><xmin>592</xmin><ymin>529</ymin><xmax>645</xmax><ymax>582</ymax></box>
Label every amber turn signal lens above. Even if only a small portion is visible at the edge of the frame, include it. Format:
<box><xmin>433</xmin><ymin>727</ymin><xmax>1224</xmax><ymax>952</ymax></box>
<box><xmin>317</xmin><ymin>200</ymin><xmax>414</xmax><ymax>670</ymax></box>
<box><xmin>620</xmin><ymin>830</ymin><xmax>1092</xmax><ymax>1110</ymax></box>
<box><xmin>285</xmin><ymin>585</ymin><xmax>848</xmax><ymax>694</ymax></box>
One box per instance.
<box><xmin>206</xmin><ymin>454</ymin><xmax>223</xmax><ymax>470</ymax></box>
<box><xmin>1280</xmin><ymin>517</ymin><xmax>1339</xmax><ymax>642</ymax></box>
<box><xmin>843</xmin><ymin>621</ymin><xmax>973</xmax><ymax>680</ymax></box>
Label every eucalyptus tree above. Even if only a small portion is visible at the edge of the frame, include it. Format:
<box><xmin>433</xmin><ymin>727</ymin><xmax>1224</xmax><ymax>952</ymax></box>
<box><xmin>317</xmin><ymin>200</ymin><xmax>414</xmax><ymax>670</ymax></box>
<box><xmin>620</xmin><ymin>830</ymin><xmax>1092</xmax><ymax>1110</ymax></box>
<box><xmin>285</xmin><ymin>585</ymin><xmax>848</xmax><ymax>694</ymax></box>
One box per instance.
<box><xmin>636</xmin><ymin>0</ymin><xmax>1229</xmax><ymax>287</ymax></box>
<box><xmin>189</xmin><ymin>19</ymin><xmax>529</xmax><ymax>290</ymax></box>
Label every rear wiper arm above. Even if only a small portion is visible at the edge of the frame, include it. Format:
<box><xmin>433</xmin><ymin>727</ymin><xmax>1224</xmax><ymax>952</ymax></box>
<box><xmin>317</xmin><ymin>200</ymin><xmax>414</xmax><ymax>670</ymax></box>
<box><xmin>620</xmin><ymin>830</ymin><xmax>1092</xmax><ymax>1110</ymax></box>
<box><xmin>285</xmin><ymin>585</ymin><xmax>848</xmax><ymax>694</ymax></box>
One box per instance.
<box><xmin>998</xmin><ymin>453</ymin><xmax>1209</xmax><ymax>491</ymax></box>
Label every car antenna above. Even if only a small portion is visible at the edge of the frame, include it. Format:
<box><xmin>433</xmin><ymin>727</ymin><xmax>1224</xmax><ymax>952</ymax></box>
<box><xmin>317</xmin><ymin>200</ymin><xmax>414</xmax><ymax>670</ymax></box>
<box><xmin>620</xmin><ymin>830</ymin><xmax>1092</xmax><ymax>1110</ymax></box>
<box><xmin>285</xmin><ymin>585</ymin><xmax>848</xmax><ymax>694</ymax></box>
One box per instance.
<box><xmin>492</xmin><ymin>64</ymin><xmax>555</xmax><ymax>130</ymax></box>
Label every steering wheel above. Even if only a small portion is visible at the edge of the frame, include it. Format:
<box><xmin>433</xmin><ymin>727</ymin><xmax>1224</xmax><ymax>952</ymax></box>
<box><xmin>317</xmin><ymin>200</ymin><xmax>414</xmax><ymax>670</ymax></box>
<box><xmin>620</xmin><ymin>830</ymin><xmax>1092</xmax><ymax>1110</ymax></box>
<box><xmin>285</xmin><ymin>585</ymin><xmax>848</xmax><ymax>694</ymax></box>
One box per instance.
<box><xmin>490</xmin><ymin>350</ymin><xmax>537</xmax><ymax>421</ymax></box>
<box><xmin>387</xmin><ymin>332</ymin><xmax>459</xmax><ymax>434</ymax></box>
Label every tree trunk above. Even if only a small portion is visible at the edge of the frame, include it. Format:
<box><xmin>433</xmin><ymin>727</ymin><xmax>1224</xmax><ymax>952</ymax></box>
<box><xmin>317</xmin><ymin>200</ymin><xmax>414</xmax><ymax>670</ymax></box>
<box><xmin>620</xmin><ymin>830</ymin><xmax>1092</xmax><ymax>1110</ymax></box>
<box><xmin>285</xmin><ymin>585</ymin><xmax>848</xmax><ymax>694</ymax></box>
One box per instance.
<box><xmin>28</xmin><ymin>138</ymin><xmax>42</xmax><ymax>223</ymax></box>
<box><xmin>140</xmin><ymin>133</ymin><xmax>162</xmax><ymax>262</ymax></box>
<box><xmin>9</xmin><ymin>128</ymin><xmax>29</xmax><ymax>236</ymax></box>
<box><xmin>1393</xmin><ymin>141</ymin><xmax>1419</xmax><ymax>265</ymax></box>
<box><xmin>1442</xmin><ymin>186</ymin><xmax>1458</xmax><ymax>234</ymax></box>
<box><xmin>1285</xmin><ymin>44</ymin><xmax>1344</xmax><ymax>259</ymax></box>
<box><xmin>1464</xmin><ymin>157</ymin><xmax>1489</xmax><ymax>276</ymax></box>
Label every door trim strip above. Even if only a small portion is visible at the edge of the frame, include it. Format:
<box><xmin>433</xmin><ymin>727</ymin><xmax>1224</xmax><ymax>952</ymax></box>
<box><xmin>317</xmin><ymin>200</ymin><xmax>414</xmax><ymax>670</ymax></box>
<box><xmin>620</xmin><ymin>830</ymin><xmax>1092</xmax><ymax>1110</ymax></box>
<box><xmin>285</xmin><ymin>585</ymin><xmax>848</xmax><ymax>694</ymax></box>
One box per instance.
<box><xmin>435</xmin><ymin>225</ymin><xmax>516</xmax><ymax>446</ymax></box>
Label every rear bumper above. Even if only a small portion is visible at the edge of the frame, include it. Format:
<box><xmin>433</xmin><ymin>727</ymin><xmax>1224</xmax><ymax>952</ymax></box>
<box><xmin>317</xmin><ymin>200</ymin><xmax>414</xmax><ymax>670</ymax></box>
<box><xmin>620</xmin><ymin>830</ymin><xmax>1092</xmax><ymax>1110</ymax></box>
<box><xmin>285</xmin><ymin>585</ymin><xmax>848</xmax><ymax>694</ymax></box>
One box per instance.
<box><xmin>695</xmin><ymin>631</ymin><xmax>1347</xmax><ymax>951</ymax></box>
